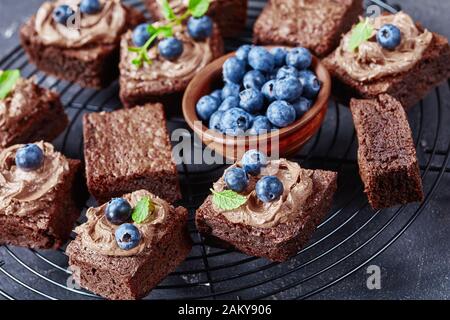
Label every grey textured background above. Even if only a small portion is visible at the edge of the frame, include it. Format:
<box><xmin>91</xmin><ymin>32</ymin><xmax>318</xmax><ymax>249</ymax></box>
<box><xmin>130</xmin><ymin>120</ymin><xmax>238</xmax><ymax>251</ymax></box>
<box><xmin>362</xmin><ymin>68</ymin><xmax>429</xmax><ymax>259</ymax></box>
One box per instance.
<box><xmin>0</xmin><ymin>0</ymin><xmax>449</xmax><ymax>300</ymax></box>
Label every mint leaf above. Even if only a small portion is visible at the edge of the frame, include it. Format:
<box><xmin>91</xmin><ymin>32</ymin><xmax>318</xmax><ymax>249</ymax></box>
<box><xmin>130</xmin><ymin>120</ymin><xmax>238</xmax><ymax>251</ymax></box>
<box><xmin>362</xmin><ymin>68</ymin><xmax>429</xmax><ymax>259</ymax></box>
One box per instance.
<box><xmin>188</xmin><ymin>0</ymin><xmax>210</xmax><ymax>18</ymax></box>
<box><xmin>211</xmin><ymin>188</ymin><xmax>247</xmax><ymax>211</ymax></box>
<box><xmin>347</xmin><ymin>19</ymin><xmax>374</xmax><ymax>52</ymax></box>
<box><xmin>0</xmin><ymin>69</ymin><xmax>20</xmax><ymax>100</ymax></box>
<box><xmin>160</xmin><ymin>0</ymin><xmax>176</xmax><ymax>21</ymax></box>
<box><xmin>132</xmin><ymin>196</ymin><xmax>155</xmax><ymax>224</ymax></box>
<box><xmin>156</xmin><ymin>25</ymin><xmax>173</xmax><ymax>37</ymax></box>
<box><xmin>147</xmin><ymin>24</ymin><xmax>158</xmax><ymax>36</ymax></box>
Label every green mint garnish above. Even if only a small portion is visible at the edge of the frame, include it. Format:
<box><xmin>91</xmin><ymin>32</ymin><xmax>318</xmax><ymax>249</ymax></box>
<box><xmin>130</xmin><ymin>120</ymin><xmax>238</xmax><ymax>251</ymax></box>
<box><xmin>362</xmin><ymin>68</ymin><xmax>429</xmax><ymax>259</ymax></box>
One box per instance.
<box><xmin>131</xmin><ymin>196</ymin><xmax>155</xmax><ymax>224</ymax></box>
<box><xmin>210</xmin><ymin>188</ymin><xmax>247</xmax><ymax>211</ymax></box>
<box><xmin>347</xmin><ymin>19</ymin><xmax>374</xmax><ymax>52</ymax></box>
<box><xmin>128</xmin><ymin>0</ymin><xmax>210</xmax><ymax>68</ymax></box>
<box><xmin>0</xmin><ymin>69</ymin><xmax>20</xmax><ymax>100</ymax></box>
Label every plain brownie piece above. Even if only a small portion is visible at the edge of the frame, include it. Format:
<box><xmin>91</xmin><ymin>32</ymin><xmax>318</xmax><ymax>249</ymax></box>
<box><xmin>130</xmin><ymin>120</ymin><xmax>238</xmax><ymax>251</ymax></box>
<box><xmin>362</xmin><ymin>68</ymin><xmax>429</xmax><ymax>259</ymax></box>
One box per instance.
<box><xmin>253</xmin><ymin>0</ymin><xmax>363</xmax><ymax>57</ymax></box>
<box><xmin>196</xmin><ymin>164</ymin><xmax>338</xmax><ymax>262</ymax></box>
<box><xmin>66</xmin><ymin>190</ymin><xmax>192</xmax><ymax>300</ymax></box>
<box><xmin>20</xmin><ymin>1</ymin><xmax>145</xmax><ymax>88</ymax></box>
<box><xmin>83</xmin><ymin>103</ymin><xmax>181</xmax><ymax>203</ymax></box>
<box><xmin>144</xmin><ymin>0</ymin><xmax>247</xmax><ymax>38</ymax></box>
<box><xmin>0</xmin><ymin>76</ymin><xmax>68</xmax><ymax>148</ymax></box>
<box><xmin>0</xmin><ymin>142</ymin><xmax>80</xmax><ymax>249</ymax></box>
<box><xmin>350</xmin><ymin>94</ymin><xmax>424</xmax><ymax>209</ymax></box>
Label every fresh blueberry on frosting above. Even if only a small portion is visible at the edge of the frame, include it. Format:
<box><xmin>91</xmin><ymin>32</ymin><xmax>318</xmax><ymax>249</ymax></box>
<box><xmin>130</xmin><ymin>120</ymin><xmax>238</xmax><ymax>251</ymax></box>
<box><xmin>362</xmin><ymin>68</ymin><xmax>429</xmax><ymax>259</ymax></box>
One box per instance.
<box><xmin>105</xmin><ymin>198</ymin><xmax>132</xmax><ymax>225</ymax></box>
<box><xmin>158</xmin><ymin>37</ymin><xmax>184</xmax><ymax>60</ymax></box>
<box><xmin>132</xmin><ymin>23</ymin><xmax>152</xmax><ymax>47</ymax></box>
<box><xmin>187</xmin><ymin>16</ymin><xmax>213</xmax><ymax>41</ymax></box>
<box><xmin>52</xmin><ymin>4</ymin><xmax>75</xmax><ymax>25</ymax></box>
<box><xmin>224</xmin><ymin>167</ymin><xmax>249</xmax><ymax>192</ymax></box>
<box><xmin>255</xmin><ymin>176</ymin><xmax>284</xmax><ymax>203</ymax></box>
<box><xmin>15</xmin><ymin>143</ymin><xmax>44</xmax><ymax>171</ymax></box>
<box><xmin>115</xmin><ymin>223</ymin><xmax>141</xmax><ymax>251</ymax></box>
<box><xmin>377</xmin><ymin>24</ymin><xmax>402</xmax><ymax>50</ymax></box>
<box><xmin>242</xmin><ymin>150</ymin><xmax>267</xmax><ymax>175</ymax></box>
<box><xmin>80</xmin><ymin>0</ymin><xmax>101</xmax><ymax>14</ymax></box>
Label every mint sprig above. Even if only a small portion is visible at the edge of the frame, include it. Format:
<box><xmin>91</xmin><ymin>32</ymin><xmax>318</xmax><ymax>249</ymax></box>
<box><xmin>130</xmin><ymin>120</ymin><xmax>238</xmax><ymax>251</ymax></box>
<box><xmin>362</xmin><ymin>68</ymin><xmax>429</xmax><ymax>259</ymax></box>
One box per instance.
<box><xmin>128</xmin><ymin>0</ymin><xmax>210</xmax><ymax>68</ymax></box>
<box><xmin>131</xmin><ymin>196</ymin><xmax>155</xmax><ymax>224</ymax></box>
<box><xmin>210</xmin><ymin>188</ymin><xmax>247</xmax><ymax>211</ymax></box>
<box><xmin>347</xmin><ymin>19</ymin><xmax>374</xmax><ymax>52</ymax></box>
<box><xmin>0</xmin><ymin>69</ymin><xmax>20</xmax><ymax>100</ymax></box>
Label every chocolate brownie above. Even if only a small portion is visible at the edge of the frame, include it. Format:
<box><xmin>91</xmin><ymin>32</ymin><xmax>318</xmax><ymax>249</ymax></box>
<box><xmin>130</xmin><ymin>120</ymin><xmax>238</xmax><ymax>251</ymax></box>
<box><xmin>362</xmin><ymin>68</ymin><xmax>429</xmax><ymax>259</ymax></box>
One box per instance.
<box><xmin>253</xmin><ymin>0</ymin><xmax>363</xmax><ymax>57</ymax></box>
<box><xmin>20</xmin><ymin>0</ymin><xmax>145</xmax><ymax>88</ymax></box>
<box><xmin>196</xmin><ymin>159</ymin><xmax>338</xmax><ymax>262</ymax></box>
<box><xmin>119</xmin><ymin>22</ymin><xmax>223</xmax><ymax>108</ymax></box>
<box><xmin>66</xmin><ymin>190</ymin><xmax>192</xmax><ymax>300</ymax></box>
<box><xmin>0</xmin><ymin>75</ymin><xmax>67</xmax><ymax>148</ymax></box>
<box><xmin>144</xmin><ymin>0</ymin><xmax>247</xmax><ymax>38</ymax></box>
<box><xmin>350</xmin><ymin>94</ymin><xmax>424</xmax><ymax>209</ymax></box>
<box><xmin>0</xmin><ymin>141</ymin><xmax>80</xmax><ymax>249</ymax></box>
<box><xmin>323</xmin><ymin>12</ymin><xmax>450</xmax><ymax>109</ymax></box>
<box><xmin>83</xmin><ymin>103</ymin><xmax>181</xmax><ymax>203</ymax></box>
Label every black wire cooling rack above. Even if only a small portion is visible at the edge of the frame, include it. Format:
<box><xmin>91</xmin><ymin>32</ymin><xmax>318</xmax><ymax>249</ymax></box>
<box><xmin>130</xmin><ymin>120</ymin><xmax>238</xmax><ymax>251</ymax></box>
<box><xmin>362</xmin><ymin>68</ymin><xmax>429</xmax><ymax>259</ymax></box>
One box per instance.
<box><xmin>0</xmin><ymin>0</ymin><xmax>449</xmax><ymax>300</ymax></box>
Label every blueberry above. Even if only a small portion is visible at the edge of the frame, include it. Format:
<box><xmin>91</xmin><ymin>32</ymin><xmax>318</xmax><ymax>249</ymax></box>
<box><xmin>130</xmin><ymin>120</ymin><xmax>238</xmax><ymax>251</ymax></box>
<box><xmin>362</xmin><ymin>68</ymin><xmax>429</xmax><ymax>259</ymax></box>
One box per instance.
<box><xmin>271</xmin><ymin>47</ymin><xmax>287</xmax><ymax>67</ymax></box>
<box><xmin>298</xmin><ymin>70</ymin><xmax>321</xmax><ymax>99</ymax></box>
<box><xmin>209</xmin><ymin>110</ymin><xmax>224</xmax><ymax>132</ymax></box>
<box><xmin>221</xmin><ymin>108</ymin><xmax>252</xmax><ymax>135</ymax></box>
<box><xmin>80</xmin><ymin>0</ymin><xmax>101</xmax><ymax>14</ymax></box>
<box><xmin>266</xmin><ymin>100</ymin><xmax>296</xmax><ymax>127</ymax></box>
<box><xmin>115</xmin><ymin>223</ymin><xmax>141</xmax><ymax>251</ymax></box>
<box><xmin>210</xmin><ymin>89</ymin><xmax>223</xmax><ymax>103</ymax></box>
<box><xmin>274</xmin><ymin>76</ymin><xmax>303</xmax><ymax>102</ymax></box>
<box><xmin>187</xmin><ymin>16</ymin><xmax>213</xmax><ymax>41</ymax></box>
<box><xmin>196</xmin><ymin>95</ymin><xmax>219</xmax><ymax>121</ymax></box>
<box><xmin>221</xmin><ymin>82</ymin><xmax>240</xmax><ymax>99</ymax></box>
<box><xmin>243</xmin><ymin>70</ymin><xmax>266</xmax><ymax>90</ymax></box>
<box><xmin>52</xmin><ymin>5</ymin><xmax>75</xmax><ymax>24</ymax></box>
<box><xmin>242</xmin><ymin>150</ymin><xmax>267</xmax><ymax>175</ymax></box>
<box><xmin>239</xmin><ymin>89</ymin><xmax>264</xmax><ymax>114</ymax></box>
<box><xmin>268</xmin><ymin>68</ymin><xmax>279</xmax><ymax>80</ymax></box>
<box><xmin>248</xmin><ymin>116</ymin><xmax>272</xmax><ymax>135</ymax></box>
<box><xmin>219</xmin><ymin>96</ymin><xmax>240</xmax><ymax>111</ymax></box>
<box><xmin>256</xmin><ymin>176</ymin><xmax>284</xmax><ymax>202</ymax></box>
<box><xmin>377</xmin><ymin>24</ymin><xmax>401</xmax><ymax>50</ymax></box>
<box><xmin>292</xmin><ymin>97</ymin><xmax>312</xmax><ymax>119</ymax></box>
<box><xmin>224</xmin><ymin>167</ymin><xmax>248</xmax><ymax>192</ymax></box>
<box><xmin>15</xmin><ymin>144</ymin><xmax>44</xmax><ymax>171</ymax></box>
<box><xmin>105</xmin><ymin>198</ymin><xmax>132</xmax><ymax>225</ymax></box>
<box><xmin>235</xmin><ymin>44</ymin><xmax>253</xmax><ymax>62</ymax></box>
<box><xmin>132</xmin><ymin>23</ymin><xmax>152</xmax><ymax>47</ymax></box>
<box><xmin>286</xmin><ymin>47</ymin><xmax>312</xmax><ymax>70</ymax></box>
<box><xmin>276</xmin><ymin>66</ymin><xmax>299</xmax><ymax>79</ymax></box>
<box><xmin>158</xmin><ymin>37</ymin><xmax>184</xmax><ymax>60</ymax></box>
<box><xmin>248</xmin><ymin>46</ymin><xmax>275</xmax><ymax>73</ymax></box>
<box><xmin>223</xmin><ymin>57</ymin><xmax>246</xmax><ymax>84</ymax></box>
<box><xmin>261</xmin><ymin>80</ymin><xmax>276</xmax><ymax>102</ymax></box>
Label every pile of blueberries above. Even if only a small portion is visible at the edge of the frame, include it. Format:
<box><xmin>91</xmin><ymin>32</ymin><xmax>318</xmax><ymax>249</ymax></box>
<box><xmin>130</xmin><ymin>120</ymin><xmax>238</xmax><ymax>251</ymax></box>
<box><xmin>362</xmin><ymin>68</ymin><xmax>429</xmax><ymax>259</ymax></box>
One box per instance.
<box><xmin>196</xmin><ymin>45</ymin><xmax>322</xmax><ymax>136</ymax></box>
<box><xmin>224</xmin><ymin>150</ymin><xmax>284</xmax><ymax>203</ymax></box>
<box><xmin>132</xmin><ymin>17</ymin><xmax>213</xmax><ymax>61</ymax></box>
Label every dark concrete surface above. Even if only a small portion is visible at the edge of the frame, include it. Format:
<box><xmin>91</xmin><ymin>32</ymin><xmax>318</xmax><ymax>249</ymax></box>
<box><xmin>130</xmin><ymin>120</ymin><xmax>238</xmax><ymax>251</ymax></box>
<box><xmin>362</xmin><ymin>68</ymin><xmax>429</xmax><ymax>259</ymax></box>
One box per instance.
<box><xmin>0</xmin><ymin>0</ymin><xmax>449</xmax><ymax>300</ymax></box>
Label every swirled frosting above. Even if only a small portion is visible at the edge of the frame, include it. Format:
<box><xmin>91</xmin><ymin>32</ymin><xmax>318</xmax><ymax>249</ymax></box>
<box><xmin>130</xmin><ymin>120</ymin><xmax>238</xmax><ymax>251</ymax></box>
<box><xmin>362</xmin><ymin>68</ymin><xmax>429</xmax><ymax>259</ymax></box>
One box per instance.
<box><xmin>212</xmin><ymin>159</ymin><xmax>313</xmax><ymax>228</ymax></box>
<box><xmin>120</xmin><ymin>23</ymin><xmax>214</xmax><ymax>84</ymax></box>
<box><xmin>34</xmin><ymin>0</ymin><xmax>126</xmax><ymax>48</ymax></box>
<box><xmin>75</xmin><ymin>190</ymin><xmax>170</xmax><ymax>257</ymax></box>
<box><xmin>0</xmin><ymin>141</ymin><xmax>70</xmax><ymax>216</ymax></box>
<box><xmin>335</xmin><ymin>12</ymin><xmax>433</xmax><ymax>82</ymax></box>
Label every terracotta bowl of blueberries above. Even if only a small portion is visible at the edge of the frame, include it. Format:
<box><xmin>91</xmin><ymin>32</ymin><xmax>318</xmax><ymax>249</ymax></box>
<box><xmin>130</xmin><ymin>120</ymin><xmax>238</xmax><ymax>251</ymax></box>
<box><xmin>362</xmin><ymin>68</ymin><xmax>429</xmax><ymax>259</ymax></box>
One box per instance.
<box><xmin>182</xmin><ymin>45</ymin><xmax>331</xmax><ymax>161</ymax></box>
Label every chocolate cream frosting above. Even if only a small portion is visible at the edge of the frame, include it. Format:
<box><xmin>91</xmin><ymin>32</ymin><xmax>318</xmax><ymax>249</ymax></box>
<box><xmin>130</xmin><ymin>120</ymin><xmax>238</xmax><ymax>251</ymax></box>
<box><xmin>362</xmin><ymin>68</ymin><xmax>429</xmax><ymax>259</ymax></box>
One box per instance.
<box><xmin>121</xmin><ymin>23</ymin><xmax>214</xmax><ymax>83</ymax></box>
<box><xmin>212</xmin><ymin>159</ymin><xmax>313</xmax><ymax>228</ymax></box>
<box><xmin>158</xmin><ymin>0</ymin><xmax>216</xmax><ymax>15</ymax></box>
<box><xmin>34</xmin><ymin>0</ymin><xmax>126</xmax><ymax>48</ymax></box>
<box><xmin>75</xmin><ymin>190</ymin><xmax>170</xmax><ymax>257</ymax></box>
<box><xmin>0</xmin><ymin>141</ymin><xmax>70</xmax><ymax>217</ymax></box>
<box><xmin>335</xmin><ymin>12</ymin><xmax>433</xmax><ymax>82</ymax></box>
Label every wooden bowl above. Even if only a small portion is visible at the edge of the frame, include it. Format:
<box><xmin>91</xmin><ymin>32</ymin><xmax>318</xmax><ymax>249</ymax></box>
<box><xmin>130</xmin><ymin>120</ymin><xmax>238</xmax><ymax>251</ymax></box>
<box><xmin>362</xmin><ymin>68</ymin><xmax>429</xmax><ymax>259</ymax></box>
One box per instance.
<box><xmin>182</xmin><ymin>47</ymin><xmax>331</xmax><ymax>161</ymax></box>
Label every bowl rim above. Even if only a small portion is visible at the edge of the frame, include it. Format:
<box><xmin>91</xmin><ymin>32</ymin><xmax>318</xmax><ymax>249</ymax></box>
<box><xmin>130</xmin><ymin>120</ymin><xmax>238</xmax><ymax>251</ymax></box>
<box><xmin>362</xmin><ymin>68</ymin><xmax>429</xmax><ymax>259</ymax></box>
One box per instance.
<box><xmin>182</xmin><ymin>45</ymin><xmax>331</xmax><ymax>146</ymax></box>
